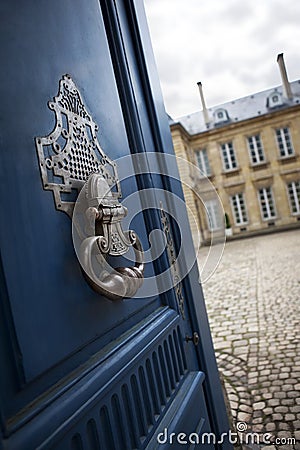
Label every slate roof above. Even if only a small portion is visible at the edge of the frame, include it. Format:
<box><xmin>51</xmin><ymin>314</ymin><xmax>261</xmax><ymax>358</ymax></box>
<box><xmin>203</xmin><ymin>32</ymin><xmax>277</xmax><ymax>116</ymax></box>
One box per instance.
<box><xmin>171</xmin><ymin>80</ymin><xmax>300</xmax><ymax>135</ymax></box>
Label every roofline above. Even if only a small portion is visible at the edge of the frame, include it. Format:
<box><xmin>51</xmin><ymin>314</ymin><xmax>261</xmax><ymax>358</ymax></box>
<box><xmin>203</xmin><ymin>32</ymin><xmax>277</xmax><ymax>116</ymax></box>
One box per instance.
<box><xmin>169</xmin><ymin>121</ymin><xmax>191</xmax><ymax>138</ymax></box>
<box><xmin>170</xmin><ymin>102</ymin><xmax>300</xmax><ymax>139</ymax></box>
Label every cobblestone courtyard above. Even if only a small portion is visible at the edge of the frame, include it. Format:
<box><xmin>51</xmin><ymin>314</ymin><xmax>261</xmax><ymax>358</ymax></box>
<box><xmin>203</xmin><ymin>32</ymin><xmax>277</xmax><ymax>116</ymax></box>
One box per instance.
<box><xmin>199</xmin><ymin>229</ymin><xmax>300</xmax><ymax>449</ymax></box>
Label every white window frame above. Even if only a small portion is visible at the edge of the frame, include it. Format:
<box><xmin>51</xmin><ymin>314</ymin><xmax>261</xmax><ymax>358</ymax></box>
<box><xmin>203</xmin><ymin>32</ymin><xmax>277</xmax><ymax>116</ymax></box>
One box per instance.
<box><xmin>220</xmin><ymin>141</ymin><xmax>237</xmax><ymax>171</ymax></box>
<box><xmin>275</xmin><ymin>127</ymin><xmax>294</xmax><ymax>158</ymax></box>
<box><xmin>247</xmin><ymin>134</ymin><xmax>265</xmax><ymax>165</ymax></box>
<box><xmin>258</xmin><ymin>187</ymin><xmax>276</xmax><ymax>220</ymax></box>
<box><xmin>267</xmin><ymin>91</ymin><xmax>283</xmax><ymax>108</ymax></box>
<box><xmin>195</xmin><ymin>149</ymin><xmax>211</xmax><ymax>177</ymax></box>
<box><xmin>230</xmin><ymin>193</ymin><xmax>248</xmax><ymax>225</ymax></box>
<box><xmin>287</xmin><ymin>181</ymin><xmax>300</xmax><ymax>215</ymax></box>
<box><xmin>204</xmin><ymin>200</ymin><xmax>223</xmax><ymax>231</ymax></box>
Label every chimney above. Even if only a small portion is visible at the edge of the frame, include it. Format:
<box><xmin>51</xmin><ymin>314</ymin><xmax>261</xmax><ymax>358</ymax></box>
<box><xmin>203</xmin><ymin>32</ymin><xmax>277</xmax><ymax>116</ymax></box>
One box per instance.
<box><xmin>277</xmin><ymin>53</ymin><xmax>293</xmax><ymax>100</ymax></box>
<box><xmin>197</xmin><ymin>81</ymin><xmax>210</xmax><ymax>125</ymax></box>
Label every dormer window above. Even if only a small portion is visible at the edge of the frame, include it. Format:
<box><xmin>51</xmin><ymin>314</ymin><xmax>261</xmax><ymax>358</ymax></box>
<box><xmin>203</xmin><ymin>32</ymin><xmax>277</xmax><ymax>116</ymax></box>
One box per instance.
<box><xmin>266</xmin><ymin>90</ymin><xmax>284</xmax><ymax>109</ymax></box>
<box><xmin>213</xmin><ymin>108</ymin><xmax>230</xmax><ymax>125</ymax></box>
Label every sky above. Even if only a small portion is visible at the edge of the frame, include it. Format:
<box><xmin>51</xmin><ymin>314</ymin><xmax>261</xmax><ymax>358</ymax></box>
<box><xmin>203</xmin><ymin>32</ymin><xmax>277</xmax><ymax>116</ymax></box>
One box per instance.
<box><xmin>143</xmin><ymin>0</ymin><xmax>300</xmax><ymax>120</ymax></box>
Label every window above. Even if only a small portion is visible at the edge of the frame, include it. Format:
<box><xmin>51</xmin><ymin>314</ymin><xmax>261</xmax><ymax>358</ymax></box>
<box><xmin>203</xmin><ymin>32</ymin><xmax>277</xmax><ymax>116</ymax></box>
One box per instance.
<box><xmin>220</xmin><ymin>141</ymin><xmax>237</xmax><ymax>171</ymax></box>
<box><xmin>204</xmin><ymin>200</ymin><xmax>223</xmax><ymax>231</ymax></box>
<box><xmin>247</xmin><ymin>134</ymin><xmax>265</xmax><ymax>165</ymax></box>
<box><xmin>258</xmin><ymin>187</ymin><xmax>276</xmax><ymax>220</ymax></box>
<box><xmin>195</xmin><ymin>149</ymin><xmax>211</xmax><ymax>177</ymax></box>
<box><xmin>266</xmin><ymin>90</ymin><xmax>283</xmax><ymax>109</ymax></box>
<box><xmin>287</xmin><ymin>181</ymin><xmax>300</xmax><ymax>215</ymax></box>
<box><xmin>230</xmin><ymin>193</ymin><xmax>248</xmax><ymax>225</ymax></box>
<box><xmin>214</xmin><ymin>108</ymin><xmax>230</xmax><ymax>125</ymax></box>
<box><xmin>275</xmin><ymin>127</ymin><xmax>294</xmax><ymax>157</ymax></box>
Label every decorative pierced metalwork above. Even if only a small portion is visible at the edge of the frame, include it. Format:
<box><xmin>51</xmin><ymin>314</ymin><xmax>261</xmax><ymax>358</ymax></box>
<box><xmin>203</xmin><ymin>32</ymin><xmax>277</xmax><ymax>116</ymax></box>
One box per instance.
<box><xmin>160</xmin><ymin>204</ymin><xmax>185</xmax><ymax>319</ymax></box>
<box><xmin>35</xmin><ymin>74</ymin><xmax>121</xmax><ymax>217</ymax></box>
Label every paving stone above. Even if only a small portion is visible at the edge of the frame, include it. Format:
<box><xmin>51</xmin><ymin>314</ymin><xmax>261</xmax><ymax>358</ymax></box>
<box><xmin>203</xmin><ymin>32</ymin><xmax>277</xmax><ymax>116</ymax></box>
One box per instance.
<box><xmin>267</xmin><ymin>398</ymin><xmax>280</xmax><ymax>407</ymax></box>
<box><xmin>277</xmin><ymin>431</ymin><xmax>292</xmax><ymax>438</ymax></box>
<box><xmin>273</xmin><ymin>380</ymin><xmax>284</xmax><ymax>386</ymax></box>
<box><xmin>285</xmin><ymin>378</ymin><xmax>298</xmax><ymax>384</ymax></box>
<box><xmin>262</xmin><ymin>393</ymin><xmax>273</xmax><ymax>400</ymax></box>
<box><xmin>281</xmin><ymin>399</ymin><xmax>296</xmax><ymax>406</ymax></box>
<box><xmin>269</xmin><ymin>386</ymin><xmax>281</xmax><ymax>393</ymax></box>
<box><xmin>234</xmin><ymin>347</ymin><xmax>248</xmax><ymax>355</ymax></box>
<box><xmin>265</xmin><ymin>422</ymin><xmax>276</xmax><ymax>432</ymax></box>
<box><xmin>235</xmin><ymin>370</ymin><xmax>246</xmax><ymax>378</ymax></box>
<box><xmin>253</xmin><ymin>401</ymin><xmax>265</xmax><ymax>410</ymax></box>
<box><xmin>230</xmin><ymin>401</ymin><xmax>238</xmax><ymax>410</ymax></box>
<box><xmin>282</xmin><ymin>384</ymin><xmax>295</xmax><ymax>391</ymax></box>
<box><xmin>237</xmin><ymin>412</ymin><xmax>251</xmax><ymax>422</ymax></box>
<box><xmin>248</xmin><ymin>372</ymin><xmax>258</xmax><ymax>379</ymax></box>
<box><xmin>260</xmin><ymin>369</ymin><xmax>271</xmax><ymax>376</ymax></box>
<box><xmin>279</xmin><ymin>373</ymin><xmax>290</xmax><ymax>379</ymax></box>
<box><xmin>248</xmin><ymin>360</ymin><xmax>258</xmax><ymax>367</ymax></box>
<box><xmin>239</xmin><ymin>404</ymin><xmax>252</xmax><ymax>413</ymax></box>
<box><xmin>252</xmin><ymin>417</ymin><xmax>263</xmax><ymax>424</ymax></box>
<box><xmin>274</xmin><ymin>392</ymin><xmax>287</xmax><ymax>399</ymax></box>
<box><xmin>252</xmin><ymin>424</ymin><xmax>264</xmax><ymax>433</ymax></box>
<box><xmin>287</xmin><ymin>391</ymin><xmax>299</xmax><ymax>398</ymax></box>
<box><xmin>214</xmin><ymin>340</ymin><xmax>232</xmax><ymax>350</ymax></box>
<box><xmin>292</xmin><ymin>419</ymin><xmax>300</xmax><ymax>429</ymax></box>
<box><xmin>274</xmin><ymin>406</ymin><xmax>289</xmax><ymax>413</ymax></box>
<box><xmin>291</xmin><ymin>406</ymin><xmax>300</xmax><ymax>413</ymax></box>
<box><xmin>278</xmin><ymin>422</ymin><xmax>290</xmax><ymax>431</ymax></box>
<box><xmin>285</xmin><ymin>414</ymin><xmax>295</xmax><ymax>421</ymax></box>
<box><xmin>277</xmin><ymin>444</ymin><xmax>295</xmax><ymax>450</ymax></box>
<box><xmin>294</xmin><ymin>430</ymin><xmax>300</xmax><ymax>441</ymax></box>
<box><xmin>272</xmin><ymin>413</ymin><xmax>283</xmax><ymax>421</ymax></box>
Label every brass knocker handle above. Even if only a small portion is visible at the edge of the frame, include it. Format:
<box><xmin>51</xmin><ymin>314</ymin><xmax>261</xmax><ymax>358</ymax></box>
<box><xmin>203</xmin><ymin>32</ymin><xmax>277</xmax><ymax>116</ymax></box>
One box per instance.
<box><xmin>74</xmin><ymin>173</ymin><xmax>144</xmax><ymax>300</ymax></box>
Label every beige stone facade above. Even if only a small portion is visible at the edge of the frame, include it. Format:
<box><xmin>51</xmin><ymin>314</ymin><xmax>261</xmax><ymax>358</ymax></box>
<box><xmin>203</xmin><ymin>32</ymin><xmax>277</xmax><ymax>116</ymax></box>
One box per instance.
<box><xmin>170</xmin><ymin>75</ymin><xmax>300</xmax><ymax>244</ymax></box>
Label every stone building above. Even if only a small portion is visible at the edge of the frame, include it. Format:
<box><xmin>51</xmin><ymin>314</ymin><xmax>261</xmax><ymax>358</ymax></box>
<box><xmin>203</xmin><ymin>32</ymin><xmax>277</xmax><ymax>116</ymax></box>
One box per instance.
<box><xmin>170</xmin><ymin>54</ymin><xmax>300</xmax><ymax>243</ymax></box>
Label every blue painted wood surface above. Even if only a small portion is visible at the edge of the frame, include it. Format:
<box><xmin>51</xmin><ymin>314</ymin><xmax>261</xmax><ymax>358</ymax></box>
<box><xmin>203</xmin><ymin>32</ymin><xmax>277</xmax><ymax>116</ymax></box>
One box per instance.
<box><xmin>0</xmin><ymin>1</ymin><xmax>232</xmax><ymax>449</ymax></box>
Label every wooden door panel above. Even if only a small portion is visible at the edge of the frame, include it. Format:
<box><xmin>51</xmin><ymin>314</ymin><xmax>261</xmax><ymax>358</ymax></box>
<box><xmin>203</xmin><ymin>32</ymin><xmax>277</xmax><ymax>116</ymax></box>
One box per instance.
<box><xmin>0</xmin><ymin>0</ymin><xmax>164</xmax><ymax>384</ymax></box>
<box><xmin>0</xmin><ymin>1</ymin><xmax>231</xmax><ymax>449</ymax></box>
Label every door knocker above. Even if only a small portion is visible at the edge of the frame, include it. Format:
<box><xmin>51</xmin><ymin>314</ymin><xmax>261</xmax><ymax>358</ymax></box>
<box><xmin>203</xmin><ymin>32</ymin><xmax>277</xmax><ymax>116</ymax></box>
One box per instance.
<box><xmin>73</xmin><ymin>173</ymin><xmax>144</xmax><ymax>300</ymax></box>
<box><xmin>35</xmin><ymin>74</ymin><xmax>144</xmax><ymax>300</ymax></box>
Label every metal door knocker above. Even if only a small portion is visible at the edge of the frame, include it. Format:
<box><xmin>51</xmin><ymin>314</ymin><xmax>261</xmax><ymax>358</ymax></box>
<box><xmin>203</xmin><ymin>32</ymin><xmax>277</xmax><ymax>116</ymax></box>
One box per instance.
<box><xmin>75</xmin><ymin>173</ymin><xmax>144</xmax><ymax>300</ymax></box>
<box><xmin>35</xmin><ymin>74</ymin><xmax>144</xmax><ymax>300</ymax></box>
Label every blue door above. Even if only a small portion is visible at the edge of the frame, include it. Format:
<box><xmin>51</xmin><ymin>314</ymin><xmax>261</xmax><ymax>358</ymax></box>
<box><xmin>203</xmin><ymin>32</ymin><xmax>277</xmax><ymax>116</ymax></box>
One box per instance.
<box><xmin>0</xmin><ymin>1</ymin><xmax>231</xmax><ymax>449</ymax></box>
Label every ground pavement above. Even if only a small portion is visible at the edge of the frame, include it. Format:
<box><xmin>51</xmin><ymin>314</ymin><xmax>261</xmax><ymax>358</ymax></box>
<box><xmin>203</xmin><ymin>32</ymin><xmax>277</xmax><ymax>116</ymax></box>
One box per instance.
<box><xmin>198</xmin><ymin>229</ymin><xmax>300</xmax><ymax>450</ymax></box>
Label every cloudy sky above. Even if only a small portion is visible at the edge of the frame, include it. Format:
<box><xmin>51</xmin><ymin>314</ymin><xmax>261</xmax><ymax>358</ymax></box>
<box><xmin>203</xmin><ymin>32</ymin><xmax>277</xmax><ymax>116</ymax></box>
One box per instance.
<box><xmin>144</xmin><ymin>0</ymin><xmax>300</xmax><ymax>119</ymax></box>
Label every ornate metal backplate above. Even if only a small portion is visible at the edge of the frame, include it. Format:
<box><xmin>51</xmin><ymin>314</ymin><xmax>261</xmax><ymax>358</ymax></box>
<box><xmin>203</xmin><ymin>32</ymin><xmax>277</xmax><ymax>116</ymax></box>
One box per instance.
<box><xmin>35</xmin><ymin>74</ymin><xmax>121</xmax><ymax>217</ymax></box>
<box><xmin>160</xmin><ymin>204</ymin><xmax>185</xmax><ymax>319</ymax></box>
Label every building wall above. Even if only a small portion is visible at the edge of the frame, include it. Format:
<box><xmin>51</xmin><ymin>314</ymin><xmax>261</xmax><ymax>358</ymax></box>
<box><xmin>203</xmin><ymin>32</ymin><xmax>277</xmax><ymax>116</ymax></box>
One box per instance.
<box><xmin>171</xmin><ymin>127</ymin><xmax>201</xmax><ymax>240</ymax></box>
<box><xmin>171</xmin><ymin>105</ymin><xmax>300</xmax><ymax>243</ymax></box>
